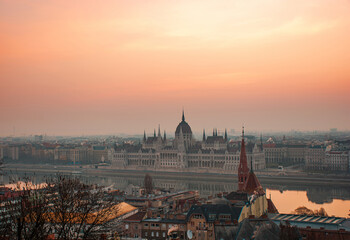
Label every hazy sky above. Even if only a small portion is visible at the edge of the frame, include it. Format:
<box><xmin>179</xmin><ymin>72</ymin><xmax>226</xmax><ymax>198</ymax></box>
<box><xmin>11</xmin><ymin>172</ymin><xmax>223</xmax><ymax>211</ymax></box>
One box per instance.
<box><xmin>1</xmin><ymin>0</ymin><xmax>350</xmax><ymax>136</ymax></box>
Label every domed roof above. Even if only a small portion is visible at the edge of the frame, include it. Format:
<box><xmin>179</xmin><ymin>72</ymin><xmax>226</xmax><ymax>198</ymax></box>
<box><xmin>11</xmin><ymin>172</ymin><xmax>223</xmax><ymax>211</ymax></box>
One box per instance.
<box><xmin>175</xmin><ymin>111</ymin><xmax>192</xmax><ymax>134</ymax></box>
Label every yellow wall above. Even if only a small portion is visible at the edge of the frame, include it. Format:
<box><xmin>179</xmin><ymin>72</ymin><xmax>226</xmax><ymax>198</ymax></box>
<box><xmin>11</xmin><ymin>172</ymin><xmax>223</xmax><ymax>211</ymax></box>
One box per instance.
<box><xmin>238</xmin><ymin>195</ymin><xmax>268</xmax><ymax>222</ymax></box>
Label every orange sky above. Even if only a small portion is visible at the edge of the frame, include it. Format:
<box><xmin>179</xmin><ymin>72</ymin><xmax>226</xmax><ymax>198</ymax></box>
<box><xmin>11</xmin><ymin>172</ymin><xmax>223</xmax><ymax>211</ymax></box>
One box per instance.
<box><xmin>1</xmin><ymin>0</ymin><xmax>350</xmax><ymax>136</ymax></box>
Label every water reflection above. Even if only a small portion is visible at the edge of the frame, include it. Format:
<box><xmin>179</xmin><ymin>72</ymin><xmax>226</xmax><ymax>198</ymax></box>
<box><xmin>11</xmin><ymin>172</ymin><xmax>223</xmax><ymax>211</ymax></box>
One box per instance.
<box><xmin>3</xmin><ymin>171</ymin><xmax>350</xmax><ymax>217</ymax></box>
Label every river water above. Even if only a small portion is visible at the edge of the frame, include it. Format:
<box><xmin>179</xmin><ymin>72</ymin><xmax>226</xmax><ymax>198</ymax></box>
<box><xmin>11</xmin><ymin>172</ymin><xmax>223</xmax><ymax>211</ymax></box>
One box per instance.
<box><xmin>2</xmin><ymin>170</ymin><xmax>350</xmax><ymax>218</ymax></box>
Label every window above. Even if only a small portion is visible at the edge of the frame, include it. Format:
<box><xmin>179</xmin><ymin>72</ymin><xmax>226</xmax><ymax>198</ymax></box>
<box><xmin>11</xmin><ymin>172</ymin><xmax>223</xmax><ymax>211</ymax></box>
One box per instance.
<box><xmin>151</xmin><ymin>232</ymin><xmax>154</xmax><ymax>237</ymax></box>
<box><xmin>163</xmin><ymin>232</ymin><xmax>166</xmax><ymax>237</ymax></box>
<box><xmin>125</xmin><ymin>224</ymin><xmax>129</xmax><ymax>229</ymax></box>
<box><xmin>156</xmin><ymin>232</ymin><xmax>159</xmax><ymax>237</ymax></box>
<box><xmin>219</xmin><ymin>214</ymin><xmax>231</xmax><ymax>220</ymax></box>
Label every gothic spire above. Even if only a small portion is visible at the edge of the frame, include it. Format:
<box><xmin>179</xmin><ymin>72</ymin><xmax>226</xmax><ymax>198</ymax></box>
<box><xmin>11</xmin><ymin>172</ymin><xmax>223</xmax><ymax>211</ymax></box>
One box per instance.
<box><xmin>203</xmin><ymin>129</ymin><xmax>206</xmax><ymax>141</ymax></box>
<box><xmin>158</xmin><ymin>124</ymin><xmax>161</xmax><ymax>137</ymax></box>
<box><xmin>164</xmin><ymin>130</ymin><xmax>166</xmax><ymax>141</ymax></box>
<box><xmin>154</xmin><ymin>129</ymin><xmax>156</xmax><ymax>137</ymax></box>
<box><xmin>182</xmin><ymin>109</ymin><xmax>185</xmax><ymax>122</ymax></box>
<box><xmin>225</xmin><ymin>128</ymin><xmax>227</xmax><ymax>141</ymax></box>
<box><xmin>143</xmin><ymin>130</ymin><xmax>146</xmax><ymax>141</ymax></box>
<box><xmin>238</xmin><ymin>125</ymin><xmax>249</xmax><ymax>191</ymax></box>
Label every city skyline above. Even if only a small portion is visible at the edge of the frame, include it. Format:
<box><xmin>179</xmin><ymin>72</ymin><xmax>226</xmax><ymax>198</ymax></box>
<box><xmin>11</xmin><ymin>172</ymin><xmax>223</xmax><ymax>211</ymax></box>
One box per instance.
<box><xmin>1</xmin><ymin>0</ymin><xmax>350</xmax><ymax>136</ymax></box>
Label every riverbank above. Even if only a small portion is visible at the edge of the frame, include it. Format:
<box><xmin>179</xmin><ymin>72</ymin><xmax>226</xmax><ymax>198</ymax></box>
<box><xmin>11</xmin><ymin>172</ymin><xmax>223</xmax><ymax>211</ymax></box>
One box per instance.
<box><xmin>4</xmin><ymin>163</ymin><xmax>350</xmax><ymax>186</ymax></box>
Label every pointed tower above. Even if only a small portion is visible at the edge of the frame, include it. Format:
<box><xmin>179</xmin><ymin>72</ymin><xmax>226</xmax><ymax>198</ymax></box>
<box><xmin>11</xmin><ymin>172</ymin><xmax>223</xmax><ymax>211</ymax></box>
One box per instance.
<box><xmin>182</xmin><ymin>109</ymin><xmax>185</xmax><ymax>122</ymax></box>
<box><xmin>203</xmin><ymin>129</ymin><xmax>206</xmax><ymax>142</ymax></box>
<box><xmin>243</xmin><ymin>158</ymin><xmax>264</xmax><ymax>195</ymax></box>
<box><xmin>238</xmin><ymin>126</ymin><xmax>250</xmax><ymax>191</ymax></box>
<box><xmin>213</xmin><ymin>129</ymin><xmax>215</xmax><ymax>136</ymax></box>
<box><xmin>164</xmin><ymin>130</ymin><xmax>167</xmax><ymax>141</ymax></box>
<box><xmin>224</xmin><ymin>129</ymin><xmax>228</xmax><ymax>141</ymax></box>
<box><xmin>143</xmin><ymin>130</ymin><xmax>147</xmax><ymax>142</ymax></box>
<box><xmin>158</xmin><ymin>124</ymin><xmax>161</xmax><ymax>137</ymax></box>
<box><xmin>154</xmin><ymin>129</ymin><xmax>156</xmax><ymax>137</ymax></box>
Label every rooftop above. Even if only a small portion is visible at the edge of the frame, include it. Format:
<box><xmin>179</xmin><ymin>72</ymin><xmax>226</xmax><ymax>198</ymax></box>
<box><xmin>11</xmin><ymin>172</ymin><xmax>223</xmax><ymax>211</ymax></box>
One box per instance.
<box><xmin>269</xmin><ymin>213</ymin><xmax>350</xmax><ymax>231</ymax></box>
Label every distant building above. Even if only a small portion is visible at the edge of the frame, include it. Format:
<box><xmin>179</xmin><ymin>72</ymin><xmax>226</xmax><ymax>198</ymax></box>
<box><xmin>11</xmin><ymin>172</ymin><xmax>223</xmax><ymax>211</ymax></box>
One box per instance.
<box><xmin>305</xmin><ymin>146</ymin><xmax>326</xmax><ymax>170</ymax></box>
<box><xmin>325</xmin><ymin>150</ymin><xmax>349</xmax><ymax>172</ymax></box>
<box><xmin>0</xmin><ymin>145</ymin><xmax>19</xmax><ymax>160</ymax></box>
<box><xmin>111</xmin><ymin>112</ymin><xmax>265</xmax><ymax>174</ymax></box>
<box><xmin>34</xmin><ymin>135</ymin><xmax>43</xmax><ymax>142</ymax></box>
<box><xmin>122</xmin><ymin>211</ymin><xmax>147</xmax><ymax>239</ymax></box>
<box><xmin>269</xmin><ymin>213</ymin><xmax>350</xmax><ymax>240</ymax></box>
<box><xmin>264</xmin><ymin>143</ymin><xmax>306</xmax><ymax>165</ymax></box>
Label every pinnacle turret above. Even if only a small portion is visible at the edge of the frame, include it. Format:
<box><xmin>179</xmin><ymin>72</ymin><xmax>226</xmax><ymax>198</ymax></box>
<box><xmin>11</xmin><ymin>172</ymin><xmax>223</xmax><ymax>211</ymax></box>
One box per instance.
<box><xmin>238</xmin><ymin>125</ymin><xmax>249</xmax><ymax>191</ymax></box>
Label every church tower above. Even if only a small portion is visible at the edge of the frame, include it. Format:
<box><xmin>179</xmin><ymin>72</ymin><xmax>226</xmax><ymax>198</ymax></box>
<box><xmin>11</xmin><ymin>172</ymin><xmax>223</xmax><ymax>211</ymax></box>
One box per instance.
<box><xmin>238</xmin><ymin>126</ymin><xmax>250</xmax><ymax>191</ymax></box>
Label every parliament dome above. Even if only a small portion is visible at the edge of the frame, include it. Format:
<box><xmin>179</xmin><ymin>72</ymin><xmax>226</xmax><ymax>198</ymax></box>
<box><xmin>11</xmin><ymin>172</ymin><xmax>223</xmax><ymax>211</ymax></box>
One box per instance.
<box><xmin>175</xmin><ymin>111</ymin><xmax>192</xmax><ymax>134</ymax></box>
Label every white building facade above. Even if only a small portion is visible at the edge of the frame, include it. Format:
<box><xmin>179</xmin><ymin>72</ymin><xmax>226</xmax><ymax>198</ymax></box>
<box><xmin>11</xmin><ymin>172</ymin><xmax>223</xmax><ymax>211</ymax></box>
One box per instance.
<box><xmin>110</xmin><ymin>113</ymin><xmax>265</xmax><ymax>174</ymax></box>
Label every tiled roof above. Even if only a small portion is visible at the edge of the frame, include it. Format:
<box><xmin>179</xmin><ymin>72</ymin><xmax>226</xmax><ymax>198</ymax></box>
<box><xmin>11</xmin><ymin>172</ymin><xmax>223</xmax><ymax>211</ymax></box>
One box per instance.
<box><xmin>206</xmin><ymin>136</ymin><xmax>226</xmax><ymax>144</ymax></box>
<box><xmin>267</xmin><ymin>199</ymin><xmax>279</xmax><ymax>214</ymax></box>
<box><xmin>268</xmin><ymin>213</ymin><xmax>350</xmax><ymax>230</ymax></box>
<box><xmin>123</xmin><ymin>211</ymin><xmax>147</xmax><ymax>222</ymax></box>
<box><xmin>244</xmin><ymin>171</ymin><xmax>264</xmax><ymax>195</ymax></box>
<box><xmin>142</xmin><ymin>218</ymin><xmax>186</xmax><ymax>224</ymax></box>
<box><xmin>186</xmin><ymin>204</ymin><xmax>242</xmax><ymax>222</ymax></box>
<box><xmin>225</xmin><ymin>192</ymin><xmax>248</xmax><ymax>202</ymax></box>
<box><xmin>145</xmin><ymin>137</ymin><xmax>158</xmax><ymax>144</ymax></box>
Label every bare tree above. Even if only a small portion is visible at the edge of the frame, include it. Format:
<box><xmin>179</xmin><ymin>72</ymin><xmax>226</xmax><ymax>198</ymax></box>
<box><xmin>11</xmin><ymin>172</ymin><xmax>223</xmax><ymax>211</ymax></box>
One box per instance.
<box><xmin>0</xmin><ymin>175</ymin><xmax>119</xmax><ymax>240</ymax></box>
<box><xmin>0</xmin><ymin>177</ymin><xmax>50</xmax><ymax>240</ymax></box>
<box><xmin>293</xmin><ymin>206</ymin><xmax>328</xmax><ymax>216</ymax></box>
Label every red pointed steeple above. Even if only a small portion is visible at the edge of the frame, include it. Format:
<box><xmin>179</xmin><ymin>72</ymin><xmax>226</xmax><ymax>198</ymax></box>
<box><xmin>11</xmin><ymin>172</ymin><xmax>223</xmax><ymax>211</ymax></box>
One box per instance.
<box><xmin>243</xmin><ymin>159</ymin><xmax>264</xmax><ymax>195</ymax></box>
<box><xmin>238</xmin><ymin>126</ymin><xmax>250</xmax><ymax>191</ymax></box>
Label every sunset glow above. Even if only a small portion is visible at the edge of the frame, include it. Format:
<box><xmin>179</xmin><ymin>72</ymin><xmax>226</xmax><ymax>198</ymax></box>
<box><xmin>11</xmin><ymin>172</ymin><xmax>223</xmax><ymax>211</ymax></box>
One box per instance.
<box><xmin>1</xmin><ymin>0</ymin><xmax>350</xmax><ymax>135</ymax></box>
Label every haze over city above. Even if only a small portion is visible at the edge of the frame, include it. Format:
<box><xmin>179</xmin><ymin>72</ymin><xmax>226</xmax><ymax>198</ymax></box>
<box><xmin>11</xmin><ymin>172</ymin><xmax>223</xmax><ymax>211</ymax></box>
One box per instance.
<box><xmin>1</xmin><ymin>2</ymin><xmax>350</xmax><ymax>239</ymax></box>
<box><xmin>1</xmin><ymin>0</ymin><xmax>350</xmax><ymax>136</ymax></box>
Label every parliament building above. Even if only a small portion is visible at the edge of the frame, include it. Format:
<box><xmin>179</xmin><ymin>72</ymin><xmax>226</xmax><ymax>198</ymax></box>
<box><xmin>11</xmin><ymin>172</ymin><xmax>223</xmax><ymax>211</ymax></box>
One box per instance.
<box><xmin>110</xmin><ymin>112</ymin><xmax>265</xmax><ymax>173</ymax></box>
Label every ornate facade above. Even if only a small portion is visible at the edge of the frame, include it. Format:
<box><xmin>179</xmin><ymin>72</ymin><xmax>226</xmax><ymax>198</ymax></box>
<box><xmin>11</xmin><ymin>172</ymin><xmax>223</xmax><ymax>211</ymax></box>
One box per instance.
<box><xmin>110</xmin><ymin>112</ymin><xmax>265</xmax><ymax>174</ymax></box>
